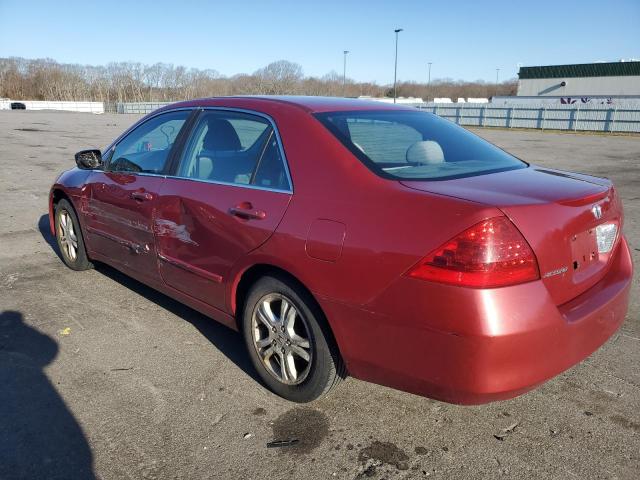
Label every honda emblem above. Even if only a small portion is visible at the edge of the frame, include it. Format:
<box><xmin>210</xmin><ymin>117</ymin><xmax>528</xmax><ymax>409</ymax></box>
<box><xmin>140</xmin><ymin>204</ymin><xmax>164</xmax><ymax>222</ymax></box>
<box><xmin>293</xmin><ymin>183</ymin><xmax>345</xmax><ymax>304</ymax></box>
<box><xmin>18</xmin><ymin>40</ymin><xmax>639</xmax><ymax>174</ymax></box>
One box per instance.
<box><xmin>591</xmin><ymin>204</ymin><xmax>603</xmax><ymax>220</ymax></box>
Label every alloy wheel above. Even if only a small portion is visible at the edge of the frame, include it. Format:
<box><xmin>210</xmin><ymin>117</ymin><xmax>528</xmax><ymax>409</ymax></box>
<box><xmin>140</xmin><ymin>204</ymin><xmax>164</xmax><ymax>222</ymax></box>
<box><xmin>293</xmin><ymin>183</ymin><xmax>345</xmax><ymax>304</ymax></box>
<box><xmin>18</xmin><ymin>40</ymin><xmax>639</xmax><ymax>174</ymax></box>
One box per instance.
<box><xmin>57</xmin><ymin>210</ymin><xmax>78</xmax><ymax>262</ymax></box>
<box><xmin>251</xmin><ymin>293</ymin><xmax>313</xmax><ymax>385</ymax></box>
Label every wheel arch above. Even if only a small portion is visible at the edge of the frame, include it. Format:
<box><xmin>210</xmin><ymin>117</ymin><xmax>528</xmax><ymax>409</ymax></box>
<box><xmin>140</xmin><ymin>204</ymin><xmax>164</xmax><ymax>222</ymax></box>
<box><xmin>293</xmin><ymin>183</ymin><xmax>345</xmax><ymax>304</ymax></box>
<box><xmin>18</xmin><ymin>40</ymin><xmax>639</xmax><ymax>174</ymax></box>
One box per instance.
<box><xmin>234</xmin><ymin>263</ymin><xmax>312</xmax><ymax>320</ymax></box>
<box><xmin>49</xmin><ymin>188</ymin><xmax>73</xmax><ymax>236</ymax></box>
<box><xmin>232</xmin><ymin>263</ymin><xmax>345</xmax><ymax>369</ymax></box>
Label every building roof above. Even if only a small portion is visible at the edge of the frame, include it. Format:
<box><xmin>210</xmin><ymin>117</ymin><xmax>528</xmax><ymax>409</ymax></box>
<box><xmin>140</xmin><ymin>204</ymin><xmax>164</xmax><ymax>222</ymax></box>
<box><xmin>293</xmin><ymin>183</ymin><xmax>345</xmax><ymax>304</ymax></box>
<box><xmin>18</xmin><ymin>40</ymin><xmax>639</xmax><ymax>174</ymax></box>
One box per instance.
<box><xmin>518</xmin><ymin>61</ymin><xmax>640</xmax><ymax>79</ymax></box>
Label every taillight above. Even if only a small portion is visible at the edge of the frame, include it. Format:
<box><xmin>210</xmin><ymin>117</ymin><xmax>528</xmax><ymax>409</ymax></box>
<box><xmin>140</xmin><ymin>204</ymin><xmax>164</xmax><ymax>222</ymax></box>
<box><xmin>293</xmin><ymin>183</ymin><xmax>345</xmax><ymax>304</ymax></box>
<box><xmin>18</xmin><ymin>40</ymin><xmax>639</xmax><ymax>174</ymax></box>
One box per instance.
<box><xmin>407</xmin><ymin>216</ymin><xmax>539</xmax><ymax>288</ymax></box>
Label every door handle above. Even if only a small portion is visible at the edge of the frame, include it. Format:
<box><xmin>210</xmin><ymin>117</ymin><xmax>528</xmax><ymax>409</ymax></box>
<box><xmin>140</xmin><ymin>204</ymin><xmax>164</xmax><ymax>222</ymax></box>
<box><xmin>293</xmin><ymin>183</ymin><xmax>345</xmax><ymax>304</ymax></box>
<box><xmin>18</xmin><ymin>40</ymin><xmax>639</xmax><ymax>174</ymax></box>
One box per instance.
<box><xmin>229</xmin><ymin>203</ymin><xmax>266</xmax><ymax>220</ymax></box>
<box><xmin>131</xmin><ymin>191</ymin><xmax>153</xmax><ymax>202</ymax></box>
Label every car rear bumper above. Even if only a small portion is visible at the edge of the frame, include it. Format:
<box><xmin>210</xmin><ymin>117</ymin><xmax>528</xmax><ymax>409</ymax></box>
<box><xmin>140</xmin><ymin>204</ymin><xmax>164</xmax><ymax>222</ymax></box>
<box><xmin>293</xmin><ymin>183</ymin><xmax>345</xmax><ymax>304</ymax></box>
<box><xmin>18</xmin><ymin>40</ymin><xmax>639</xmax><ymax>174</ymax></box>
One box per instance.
<box><xmin>320</xmin><ymin>236</ymin><xmax>632</xmax><ymax>404</ymax></box>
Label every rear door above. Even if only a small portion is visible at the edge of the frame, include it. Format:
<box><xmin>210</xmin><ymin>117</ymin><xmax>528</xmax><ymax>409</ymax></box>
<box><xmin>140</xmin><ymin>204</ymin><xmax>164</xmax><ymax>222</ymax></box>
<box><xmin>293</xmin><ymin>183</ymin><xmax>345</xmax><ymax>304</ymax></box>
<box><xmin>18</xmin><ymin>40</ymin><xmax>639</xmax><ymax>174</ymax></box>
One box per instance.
<box><xmin>84</xmin><ymin>109</ymin><xmax>192</xmax><ymax>284</ymax></box>
<box><xmin>155</xmin><ymin>109</ymin><xmax>292</xmax><ymax>311</ymax></box>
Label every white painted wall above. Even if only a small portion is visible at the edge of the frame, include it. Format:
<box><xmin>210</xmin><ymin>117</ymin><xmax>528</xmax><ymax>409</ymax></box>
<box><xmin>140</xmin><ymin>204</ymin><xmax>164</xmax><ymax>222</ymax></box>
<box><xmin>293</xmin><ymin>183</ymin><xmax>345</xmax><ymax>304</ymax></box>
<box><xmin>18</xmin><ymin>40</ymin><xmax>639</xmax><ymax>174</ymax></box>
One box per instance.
<box><xmin>0</xmin><ymin>100</ymin><xmax>104</xmax><ymax>113</ymax></box>
<box><xmin>492</xmin><ymin>95</ymin><xmax>640</xmax><ymax>106</ymax></box>
<box><xmin>518</xmin><ymin>76</ymin><xmax>640</xmax><ymax>96</ymax></box>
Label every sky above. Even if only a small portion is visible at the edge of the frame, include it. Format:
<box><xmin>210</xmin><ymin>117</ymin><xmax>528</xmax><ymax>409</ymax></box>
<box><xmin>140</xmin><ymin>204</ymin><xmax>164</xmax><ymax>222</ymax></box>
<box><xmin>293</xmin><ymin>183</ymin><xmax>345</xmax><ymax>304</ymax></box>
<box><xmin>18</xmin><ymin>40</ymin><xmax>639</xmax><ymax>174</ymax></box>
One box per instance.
<box><xmin>1</xmin><ymin>0</ymin><xmax>639</xmax><ymax>84</ymax></box>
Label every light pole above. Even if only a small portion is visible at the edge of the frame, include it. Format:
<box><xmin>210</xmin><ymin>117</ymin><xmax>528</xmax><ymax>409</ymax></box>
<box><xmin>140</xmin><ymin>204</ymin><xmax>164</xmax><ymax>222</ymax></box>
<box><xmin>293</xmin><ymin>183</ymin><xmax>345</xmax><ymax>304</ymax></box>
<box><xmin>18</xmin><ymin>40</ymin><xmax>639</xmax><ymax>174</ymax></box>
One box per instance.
<box><xmin>495</xmin><ymin>68</ymin><xmax>500</xmax><ymax>95</ymax></box>
<box><xmin>393</xmin><ymin>28</ymin><xmax>403</xmax><ymax>103</ymax></box>
<box><xmin>343</xmin><ymin>50</ymin><xmax>349</xmax><ymax>96</ymax></box>
<box><xmin>427</xmin><ymin>62</ymin><xmax>432</xmax><ymax>101</ymax></box>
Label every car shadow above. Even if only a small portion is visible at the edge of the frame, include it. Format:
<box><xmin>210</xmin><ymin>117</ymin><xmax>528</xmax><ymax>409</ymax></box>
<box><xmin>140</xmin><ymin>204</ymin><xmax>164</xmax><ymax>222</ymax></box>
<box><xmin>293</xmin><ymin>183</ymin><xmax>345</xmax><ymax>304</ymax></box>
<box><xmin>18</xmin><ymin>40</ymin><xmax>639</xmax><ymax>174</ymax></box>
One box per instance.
<box><xmin>94</xmin><ymin>264</ymin><xmax>261</xmax><ymax>383</ymax></box>
<box><xmin>0</xmin><ymin>310</ymin><xmax>96</xmax><ymax>479</ymax></box>
<box><xmin>37</xmin><ymin>213</ymin><xmax>261</xmax><ymax>386</ymax></box>
<box><xmin>37</xmin><ymin>212</ymin><xmax>63</xmax><ymax>261</ymax></box>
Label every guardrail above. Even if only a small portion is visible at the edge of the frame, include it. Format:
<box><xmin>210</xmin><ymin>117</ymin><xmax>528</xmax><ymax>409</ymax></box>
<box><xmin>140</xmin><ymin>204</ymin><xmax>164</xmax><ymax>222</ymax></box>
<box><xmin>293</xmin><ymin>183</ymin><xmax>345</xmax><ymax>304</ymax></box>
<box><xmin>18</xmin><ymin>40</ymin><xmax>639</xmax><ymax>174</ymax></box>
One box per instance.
<box><xmin>417</xmin><ymin>103</ymin><xmax>640</xmax><ymax>133</ymax></box>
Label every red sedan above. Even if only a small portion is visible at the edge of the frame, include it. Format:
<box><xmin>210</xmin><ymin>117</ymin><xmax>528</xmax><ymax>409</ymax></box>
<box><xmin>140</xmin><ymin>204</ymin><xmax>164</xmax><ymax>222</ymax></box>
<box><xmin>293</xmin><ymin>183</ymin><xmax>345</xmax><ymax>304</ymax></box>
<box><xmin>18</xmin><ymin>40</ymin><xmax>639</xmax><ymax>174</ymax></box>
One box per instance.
<box><xmin>49</xmin><ymin>96</ymin><xmax>632</xmax><ymax>404</ymax></box>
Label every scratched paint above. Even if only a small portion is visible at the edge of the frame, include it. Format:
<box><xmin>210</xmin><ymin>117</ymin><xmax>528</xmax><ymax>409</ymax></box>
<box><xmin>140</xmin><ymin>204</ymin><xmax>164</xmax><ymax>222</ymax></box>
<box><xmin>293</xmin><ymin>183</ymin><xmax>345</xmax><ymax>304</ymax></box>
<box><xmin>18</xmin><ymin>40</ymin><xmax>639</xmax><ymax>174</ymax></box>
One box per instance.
<box><xmin>154</xmin><ymin>219</ymin><xmax>198</xmax><ymax>246</ymax></box>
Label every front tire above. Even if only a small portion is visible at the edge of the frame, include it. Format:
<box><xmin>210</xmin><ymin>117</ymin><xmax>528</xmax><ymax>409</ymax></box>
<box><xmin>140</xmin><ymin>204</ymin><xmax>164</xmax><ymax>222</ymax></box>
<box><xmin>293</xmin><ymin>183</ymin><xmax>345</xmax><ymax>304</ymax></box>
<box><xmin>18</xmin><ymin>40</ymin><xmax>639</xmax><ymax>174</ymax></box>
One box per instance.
<box><xmin>54</xmin><ymin>199</ymin><xmax>92</xmax><ymax>271</ymax></box>
<box><xmin>242</xmin><ymin>275</ymin><xmax>344</xmax><ymax>402</ymax></box>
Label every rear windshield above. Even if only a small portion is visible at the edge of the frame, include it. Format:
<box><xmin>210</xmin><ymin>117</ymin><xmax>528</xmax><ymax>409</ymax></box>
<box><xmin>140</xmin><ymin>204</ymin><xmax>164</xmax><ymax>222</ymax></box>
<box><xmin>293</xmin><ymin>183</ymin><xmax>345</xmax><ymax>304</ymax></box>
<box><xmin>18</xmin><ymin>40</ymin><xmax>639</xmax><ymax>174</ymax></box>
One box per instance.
<box><xmin>314</xmin><ymin>110</ymin><xmax>526</xmax><ymax>180</ymax></box>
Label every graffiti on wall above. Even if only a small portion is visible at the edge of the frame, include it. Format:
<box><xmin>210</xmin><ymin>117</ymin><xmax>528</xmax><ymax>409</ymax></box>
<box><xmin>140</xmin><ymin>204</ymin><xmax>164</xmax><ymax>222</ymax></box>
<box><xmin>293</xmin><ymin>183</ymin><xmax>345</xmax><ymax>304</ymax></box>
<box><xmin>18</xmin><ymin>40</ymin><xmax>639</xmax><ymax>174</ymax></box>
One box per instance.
<box><xmin>560</xmin><ymin>97</ymin><xmax>614</xmax><ymax>105</ymax></box>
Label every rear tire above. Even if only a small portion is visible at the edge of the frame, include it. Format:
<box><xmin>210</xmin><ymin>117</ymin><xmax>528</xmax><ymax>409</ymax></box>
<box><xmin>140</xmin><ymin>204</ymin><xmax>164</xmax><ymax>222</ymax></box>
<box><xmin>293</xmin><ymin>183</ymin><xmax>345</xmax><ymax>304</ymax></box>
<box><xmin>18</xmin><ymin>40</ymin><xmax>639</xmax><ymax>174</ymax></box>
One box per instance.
<box><xmin>54</xmin><ymin>199</ymin><xmax>93</xmax><ymax>271</ymax></box>
<box><xmin>242</xmin><ymin>275</ymin><xmax>344</xmax><ymax>402</ymax></box>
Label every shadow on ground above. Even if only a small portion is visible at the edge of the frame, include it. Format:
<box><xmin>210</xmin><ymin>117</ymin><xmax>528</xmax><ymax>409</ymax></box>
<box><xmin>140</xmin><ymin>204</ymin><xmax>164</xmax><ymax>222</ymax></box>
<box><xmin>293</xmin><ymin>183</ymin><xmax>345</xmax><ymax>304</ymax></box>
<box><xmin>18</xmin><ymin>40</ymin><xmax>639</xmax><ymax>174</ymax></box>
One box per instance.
<box><xmin>37</xmin><ymin>213</ymin><xmax>261</xmax><ymax>385</ymax></box>
<box><xmin>94</xmin><ymin>264</ymin><xmax>260</xmax><ymax>383</ymax></box>
<box><xmin>38</xmin><ymin>212</ymin><xmax>62</xmax><ymax>261</ymax></box>
<box><xmin>0</xmin><ymin>310</ymin><xmax>96</xmax><ymax>480</ymax></box>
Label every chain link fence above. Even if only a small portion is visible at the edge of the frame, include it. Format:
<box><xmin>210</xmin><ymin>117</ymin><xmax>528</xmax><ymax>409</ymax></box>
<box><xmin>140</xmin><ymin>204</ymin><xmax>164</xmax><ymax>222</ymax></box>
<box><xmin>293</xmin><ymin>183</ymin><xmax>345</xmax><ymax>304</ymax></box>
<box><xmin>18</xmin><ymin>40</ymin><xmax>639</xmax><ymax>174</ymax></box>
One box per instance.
<box><xmin>111</xmin><ymin>102</ymin><xmax>172</xmax><ymax>114</ymax></box>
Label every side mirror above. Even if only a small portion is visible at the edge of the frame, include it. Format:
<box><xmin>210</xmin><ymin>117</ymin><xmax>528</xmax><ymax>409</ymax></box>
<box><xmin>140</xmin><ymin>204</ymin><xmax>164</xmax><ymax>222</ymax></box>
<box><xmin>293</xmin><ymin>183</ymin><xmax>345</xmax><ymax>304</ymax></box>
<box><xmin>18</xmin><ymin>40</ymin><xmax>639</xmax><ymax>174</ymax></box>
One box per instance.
<box><xmin>75</xmin><ymin>149</ymin><xmax>103</xmax><ymax>170</ymax></box>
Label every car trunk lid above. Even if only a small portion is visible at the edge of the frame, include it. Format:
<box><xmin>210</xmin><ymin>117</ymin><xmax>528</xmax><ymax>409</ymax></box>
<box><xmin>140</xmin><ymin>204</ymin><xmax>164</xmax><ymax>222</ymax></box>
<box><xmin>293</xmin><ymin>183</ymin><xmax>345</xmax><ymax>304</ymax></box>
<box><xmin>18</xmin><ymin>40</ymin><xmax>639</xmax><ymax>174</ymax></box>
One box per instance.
<box><xmin>401</xmin><ymin>166</ymin><xmax>622</xmax><ymax>305</ymax></box>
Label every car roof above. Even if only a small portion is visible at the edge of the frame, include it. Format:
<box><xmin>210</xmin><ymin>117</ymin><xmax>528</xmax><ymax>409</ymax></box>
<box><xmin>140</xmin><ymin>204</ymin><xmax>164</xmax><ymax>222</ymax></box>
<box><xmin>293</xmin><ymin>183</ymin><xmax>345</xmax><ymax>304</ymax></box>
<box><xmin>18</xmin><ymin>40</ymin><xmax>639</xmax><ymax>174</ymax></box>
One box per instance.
<box><xmin>168</xmin><ymin>95</ymin><xmax>417</xmax><ymax>114</ymax></box>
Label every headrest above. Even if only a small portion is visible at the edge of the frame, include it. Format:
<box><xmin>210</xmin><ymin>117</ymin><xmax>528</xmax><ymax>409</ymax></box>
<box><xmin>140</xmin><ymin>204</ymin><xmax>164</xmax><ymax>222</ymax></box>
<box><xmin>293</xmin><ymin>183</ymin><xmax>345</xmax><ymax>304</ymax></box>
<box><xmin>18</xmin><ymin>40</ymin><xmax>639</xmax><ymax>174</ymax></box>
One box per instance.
<box><xmin>406</xmin><ymin>140</ymin><xmax>445</xmax><ymax>164</ymax></box>
<box><xmin>203</xmin><ymin>119</ymin><xmax>241</xmax><ymax>151</ymax></box>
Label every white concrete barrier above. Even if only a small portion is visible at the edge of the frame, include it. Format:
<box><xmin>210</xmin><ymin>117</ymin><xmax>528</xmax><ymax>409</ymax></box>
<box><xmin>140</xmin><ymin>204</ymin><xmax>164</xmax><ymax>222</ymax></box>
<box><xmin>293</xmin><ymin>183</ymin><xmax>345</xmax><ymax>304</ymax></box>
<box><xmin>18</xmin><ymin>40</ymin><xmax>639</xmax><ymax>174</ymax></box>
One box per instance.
<box><xmin>0</xmin><ymin>100</ymin><xmax>104</xmax><ymax>113</ymax></box>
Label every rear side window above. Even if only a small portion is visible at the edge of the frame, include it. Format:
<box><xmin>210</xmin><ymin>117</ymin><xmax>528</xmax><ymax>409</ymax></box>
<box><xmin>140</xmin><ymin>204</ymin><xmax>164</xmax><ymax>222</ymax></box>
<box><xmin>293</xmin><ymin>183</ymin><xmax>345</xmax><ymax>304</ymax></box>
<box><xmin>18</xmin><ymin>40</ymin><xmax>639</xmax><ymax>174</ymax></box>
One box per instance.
<box><xmin>315</xmin><ymin>110</ymin><xmax>525</xmax><ymax>180</ymax></box>
<box><xmin>176</xmin><ymin>111</ymin><xmax>291</xmax><ymax>191</ymax></box>
<box><xmin>253</xmin><ymin>135</ymin><xmax>290</xmax><ymax>190</ymax></box>
<box><xmin>229</xmin><ymin>118</ymin><xmax>269</xmax><ymax>148</ymax></box>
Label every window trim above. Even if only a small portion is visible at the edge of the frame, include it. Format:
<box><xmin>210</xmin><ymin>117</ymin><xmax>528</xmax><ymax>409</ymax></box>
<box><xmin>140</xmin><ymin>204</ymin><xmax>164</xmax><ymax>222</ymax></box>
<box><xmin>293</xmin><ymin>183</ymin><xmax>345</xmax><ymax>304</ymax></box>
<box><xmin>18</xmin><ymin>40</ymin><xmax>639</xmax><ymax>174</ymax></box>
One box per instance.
<box><xmin>165</xmin><ymin>107</ymin><xmax>293</xmax><ymax>194</ymax></box>
<box><xmin>103</xmin><ymin>107</ymin><xmax>196</xmax><ymax>175</ymax></box>
<box><xmin>101</xmin><ymin>106</ymin><xmax>294</xmax><ymax>194</ymax></box>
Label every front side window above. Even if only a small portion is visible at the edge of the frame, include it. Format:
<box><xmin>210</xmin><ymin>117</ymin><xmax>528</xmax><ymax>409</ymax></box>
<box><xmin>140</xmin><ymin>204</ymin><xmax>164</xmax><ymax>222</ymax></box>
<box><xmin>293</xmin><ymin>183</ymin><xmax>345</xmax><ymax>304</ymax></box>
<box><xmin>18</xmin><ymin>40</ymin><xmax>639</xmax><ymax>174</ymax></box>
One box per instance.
<box><xmin>315</xmin><ymin>110</ymin><xmax>526</xmax><ymax>180</ymax></box>
<box><xmin>176</xmin><ymin>111</ymin><xmax>290</xmax><ymax>190</ymax></box>
<box><xmin>108</xmin><ymin>110</ymin><xmax>190</xmax><ymax>173</ymax></box>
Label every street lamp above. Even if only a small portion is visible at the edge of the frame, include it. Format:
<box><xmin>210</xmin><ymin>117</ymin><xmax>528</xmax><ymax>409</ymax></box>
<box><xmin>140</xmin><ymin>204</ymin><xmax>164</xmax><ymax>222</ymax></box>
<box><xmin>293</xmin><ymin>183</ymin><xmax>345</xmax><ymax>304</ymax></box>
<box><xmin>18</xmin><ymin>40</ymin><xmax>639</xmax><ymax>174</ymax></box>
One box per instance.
<box><xmin>393</xmin><ymin>28</ymin><xmax>403</xmax><ymax>103</ymax></box>
<box><xmin>495</xmin><ymin>68</ymin><xmax>500</xmax><ymax>95</ymax></box>
<box><xmin>427</xmin><ymin>62</ymin><xmax>432</xmax><ymax>101</ymax></box>
<box><xmin>343</xmin><ymin>50</ymin><xmax>349</xmax><ymax>96</ymax></box>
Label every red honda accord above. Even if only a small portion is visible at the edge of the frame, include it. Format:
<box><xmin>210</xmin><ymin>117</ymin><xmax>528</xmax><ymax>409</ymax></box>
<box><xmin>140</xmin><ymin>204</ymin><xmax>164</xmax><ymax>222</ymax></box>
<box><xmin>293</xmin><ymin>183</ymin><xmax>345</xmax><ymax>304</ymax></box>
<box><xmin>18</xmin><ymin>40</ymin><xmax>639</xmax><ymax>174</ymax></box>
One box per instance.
<box><xmin>49</xmin><ymin>96</ymin><xmax>632</xmax><ymax>404</ymax></box>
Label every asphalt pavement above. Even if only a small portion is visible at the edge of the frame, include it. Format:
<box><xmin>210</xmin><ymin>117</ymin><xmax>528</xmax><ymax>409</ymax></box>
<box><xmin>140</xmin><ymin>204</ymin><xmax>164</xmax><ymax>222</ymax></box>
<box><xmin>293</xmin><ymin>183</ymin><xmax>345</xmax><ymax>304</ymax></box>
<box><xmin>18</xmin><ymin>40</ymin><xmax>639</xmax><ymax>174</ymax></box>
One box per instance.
<box><xmin>1</xmin><ymin>110</ymin><xmax>638</xmax><ymax>479</ymax></box>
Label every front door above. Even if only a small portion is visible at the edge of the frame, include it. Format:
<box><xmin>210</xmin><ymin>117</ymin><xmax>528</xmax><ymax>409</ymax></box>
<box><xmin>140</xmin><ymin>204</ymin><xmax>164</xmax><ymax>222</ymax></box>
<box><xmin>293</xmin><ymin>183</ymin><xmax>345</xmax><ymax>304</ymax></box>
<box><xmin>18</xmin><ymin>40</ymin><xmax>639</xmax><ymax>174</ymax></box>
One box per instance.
<box><xmin>84</xmin><ymin>110</ymin><xmax>192</xmax><ymax>283</ymax></box>
<box><xmin>155</xmin><ymin>109</ymin><xmax>293</xmax><ymax>311</ymax></box>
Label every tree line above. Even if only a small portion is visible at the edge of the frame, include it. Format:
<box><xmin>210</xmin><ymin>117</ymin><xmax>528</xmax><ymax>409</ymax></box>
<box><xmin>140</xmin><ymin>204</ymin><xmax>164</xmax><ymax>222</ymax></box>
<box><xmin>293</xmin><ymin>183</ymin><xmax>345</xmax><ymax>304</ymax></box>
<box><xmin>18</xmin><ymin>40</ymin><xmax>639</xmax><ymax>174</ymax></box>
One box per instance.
<box><xmin>0</xmin><ymin>57</ymin><xmax>517</xmax><ymax>103</ymax></box>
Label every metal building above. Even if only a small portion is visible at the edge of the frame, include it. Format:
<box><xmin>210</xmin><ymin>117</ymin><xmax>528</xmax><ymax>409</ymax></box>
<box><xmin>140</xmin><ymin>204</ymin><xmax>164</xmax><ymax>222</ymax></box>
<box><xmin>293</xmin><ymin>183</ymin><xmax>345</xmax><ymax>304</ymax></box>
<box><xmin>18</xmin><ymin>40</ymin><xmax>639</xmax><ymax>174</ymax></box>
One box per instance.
<box><xmin>517</xmin><ymin>61</ymin><xmax>640</xmax><ymax>97</ymax></box>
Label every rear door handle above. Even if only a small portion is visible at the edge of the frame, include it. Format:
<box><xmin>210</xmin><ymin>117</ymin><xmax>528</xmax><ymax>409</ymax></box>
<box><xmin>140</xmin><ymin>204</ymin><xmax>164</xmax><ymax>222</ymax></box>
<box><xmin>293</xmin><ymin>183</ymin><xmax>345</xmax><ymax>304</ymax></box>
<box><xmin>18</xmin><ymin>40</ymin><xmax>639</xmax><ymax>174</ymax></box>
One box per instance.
<box><xmin>229</xmin><ymin>204</ymin><xmax>266</xmax><ymax>220</ymax></box>
<box><xmin>131</xmin><ymin>191</ymin><xmax>153</xmax><ymax>202</ymax></box>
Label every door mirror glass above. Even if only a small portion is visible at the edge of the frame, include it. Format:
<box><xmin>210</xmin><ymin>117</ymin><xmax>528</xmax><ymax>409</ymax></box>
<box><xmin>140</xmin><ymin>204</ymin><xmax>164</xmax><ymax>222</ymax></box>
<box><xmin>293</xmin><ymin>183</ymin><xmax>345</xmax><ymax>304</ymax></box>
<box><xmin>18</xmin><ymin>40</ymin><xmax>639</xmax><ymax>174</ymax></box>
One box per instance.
<box><xmin>75</xmin><ymin>149</ymin><xmax>103</xmax><ymax>170</ymax></box>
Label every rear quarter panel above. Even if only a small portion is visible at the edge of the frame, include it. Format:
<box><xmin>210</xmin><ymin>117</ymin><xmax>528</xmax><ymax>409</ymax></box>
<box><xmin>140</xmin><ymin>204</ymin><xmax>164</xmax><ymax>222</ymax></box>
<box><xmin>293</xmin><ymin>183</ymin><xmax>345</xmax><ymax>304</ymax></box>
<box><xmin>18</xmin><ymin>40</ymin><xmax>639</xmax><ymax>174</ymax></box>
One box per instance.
<box><xmin>227</xmin><ymin>107</ymin><xmax>502</xmax><ymax>309</ymax></box>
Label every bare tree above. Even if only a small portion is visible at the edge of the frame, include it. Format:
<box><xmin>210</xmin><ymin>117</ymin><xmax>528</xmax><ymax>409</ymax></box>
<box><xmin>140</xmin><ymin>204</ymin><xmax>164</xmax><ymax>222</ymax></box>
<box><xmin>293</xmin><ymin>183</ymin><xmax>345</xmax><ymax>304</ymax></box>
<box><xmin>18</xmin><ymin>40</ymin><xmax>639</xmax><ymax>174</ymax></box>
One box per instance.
<box><xmin>0</xmin><ymin>56</ymin><xmax>518</xmax><ymax>103</ymax></box>
<box><xmin>253</xmin><ymin>60</ymin><xmax>303</xmax><ymax>95</ymax></box>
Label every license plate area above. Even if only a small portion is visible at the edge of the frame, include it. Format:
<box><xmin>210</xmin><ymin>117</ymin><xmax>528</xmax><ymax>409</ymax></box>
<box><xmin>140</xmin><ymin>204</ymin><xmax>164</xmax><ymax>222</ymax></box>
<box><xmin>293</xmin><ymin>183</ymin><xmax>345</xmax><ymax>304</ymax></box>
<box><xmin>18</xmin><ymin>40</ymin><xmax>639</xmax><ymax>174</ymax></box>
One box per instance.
<box><xmin>571</xmin><ymin>229</ymin><xmax>598</xmax><ymax>271</ymax></box>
